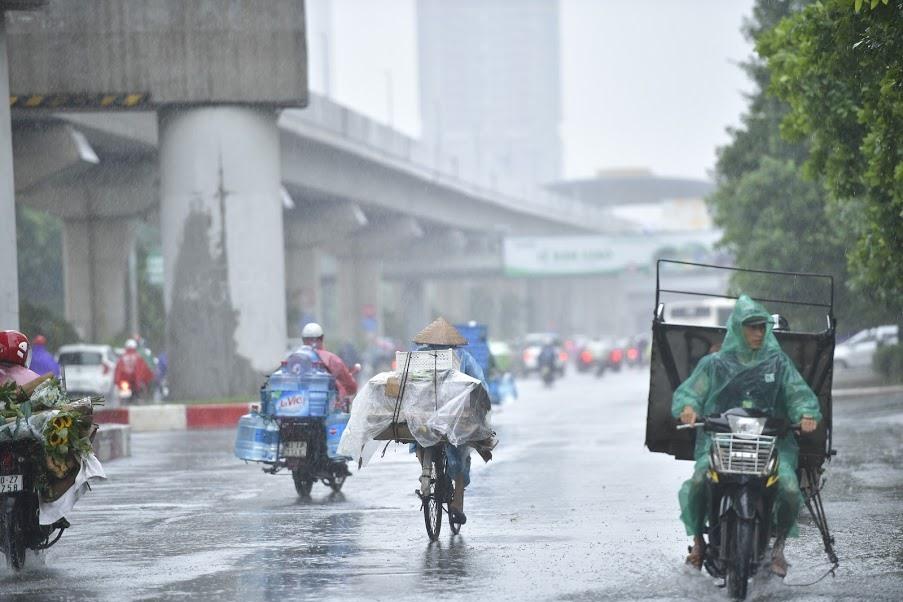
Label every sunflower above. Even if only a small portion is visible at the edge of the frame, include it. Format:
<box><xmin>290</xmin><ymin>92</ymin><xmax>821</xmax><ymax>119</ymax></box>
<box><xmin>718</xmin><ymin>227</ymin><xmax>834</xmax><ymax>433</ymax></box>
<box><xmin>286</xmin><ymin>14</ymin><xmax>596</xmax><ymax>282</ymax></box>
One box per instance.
<box><xmin>53</xmin><ymin>415</ymin><xmax>73</xmax><ymax>430</ymax></box>
<box><xmin>48</xmin><ymin>431</ymin><xmax>67</xmax><ymax>447</ymax></box>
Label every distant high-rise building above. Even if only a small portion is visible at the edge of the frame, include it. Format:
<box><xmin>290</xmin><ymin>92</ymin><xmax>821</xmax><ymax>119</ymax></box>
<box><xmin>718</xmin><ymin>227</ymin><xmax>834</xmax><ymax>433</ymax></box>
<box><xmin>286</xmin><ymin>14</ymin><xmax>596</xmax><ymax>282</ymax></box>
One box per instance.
<box><xmin>418</xmin><ymin>0</ymin><xmax>562</xmax><ymax>190</ymax></box>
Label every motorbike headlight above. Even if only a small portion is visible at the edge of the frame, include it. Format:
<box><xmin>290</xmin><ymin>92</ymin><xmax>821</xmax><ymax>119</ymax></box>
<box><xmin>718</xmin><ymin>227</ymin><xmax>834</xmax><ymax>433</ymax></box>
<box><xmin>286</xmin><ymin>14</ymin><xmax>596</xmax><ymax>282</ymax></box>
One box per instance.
<box><xmin>727</xmin><ymin>415</ymin><xmax>767</xmax><ymax>437</ymax></box>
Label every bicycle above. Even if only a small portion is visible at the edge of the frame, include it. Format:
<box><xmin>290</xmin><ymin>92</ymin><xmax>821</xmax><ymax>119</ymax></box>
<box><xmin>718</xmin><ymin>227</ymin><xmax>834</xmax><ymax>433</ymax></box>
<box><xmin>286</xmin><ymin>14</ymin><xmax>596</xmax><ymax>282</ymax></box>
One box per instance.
<box><xmin>417</xmin><ymin>444</ymin><xmax>463</xmax><ymax>540</ymax></box>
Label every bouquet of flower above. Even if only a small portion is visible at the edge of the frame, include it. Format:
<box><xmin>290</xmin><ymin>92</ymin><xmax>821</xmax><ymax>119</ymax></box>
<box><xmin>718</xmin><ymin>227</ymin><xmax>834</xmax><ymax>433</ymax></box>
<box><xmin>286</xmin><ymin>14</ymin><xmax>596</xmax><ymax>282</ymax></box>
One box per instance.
<box><xmin>43</xmin><ymin>407</ymin><xmax>95</xmax><ymax>479</ymax></box>
<box><xmin>1</xmin><ymin>377</ymin><xmax>103</xmax><ymax>499</ymax></box>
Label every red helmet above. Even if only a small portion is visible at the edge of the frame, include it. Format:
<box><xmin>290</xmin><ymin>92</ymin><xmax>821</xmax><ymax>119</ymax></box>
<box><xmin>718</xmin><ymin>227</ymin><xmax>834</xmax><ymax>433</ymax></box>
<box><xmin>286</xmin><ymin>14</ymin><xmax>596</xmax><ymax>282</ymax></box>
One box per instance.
<box><xmin>0</xmin><ymin>330</ymin><xmax>30</xmax><ymax>367</ymax></box>
<box><xmin>33</xmin><ymin>334</ymin><xmax>47</xmax><ymax>346</ymax></box>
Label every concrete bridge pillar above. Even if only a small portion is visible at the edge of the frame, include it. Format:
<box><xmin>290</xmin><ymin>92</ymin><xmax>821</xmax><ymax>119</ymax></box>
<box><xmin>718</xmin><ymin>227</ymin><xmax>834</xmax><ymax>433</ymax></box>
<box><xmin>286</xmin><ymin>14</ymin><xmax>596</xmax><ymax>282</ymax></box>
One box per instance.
<box><xmin>285</xmin><ymin>246</ymin><xmax>321</xmax><ymax>337</ymax></box>
<box><xmin>336</xmin><ymin>256</ymin><xmax>382</xmax><ymax>346</ymax></box>
<box><xmin>401</xmin><ymin>278</ymin><xmax>428</xmax><ymax>344</ymax></box>
<box><xmin>0</xmin><ymin>18</ymin><xmax>18</xmax><ymax>328</ymax></box>
<box><xmin>62</xmin><ymin>217</ymin><xmax>134</xmax><ymax>342</ymax></box>
<box><xmin>159</xmin><ymin>106</ymin><xmax>286</xmax><ymax>399</ymax></box>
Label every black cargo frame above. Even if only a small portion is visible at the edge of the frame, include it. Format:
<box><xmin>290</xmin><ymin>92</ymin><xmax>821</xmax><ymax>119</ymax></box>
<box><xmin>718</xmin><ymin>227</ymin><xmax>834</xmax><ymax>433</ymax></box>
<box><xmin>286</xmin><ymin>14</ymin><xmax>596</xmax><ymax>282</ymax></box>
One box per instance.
<box><xmin>645</xmin><ymin>260</ymin><xmax>836</xmax><ymax>470</ymax></box>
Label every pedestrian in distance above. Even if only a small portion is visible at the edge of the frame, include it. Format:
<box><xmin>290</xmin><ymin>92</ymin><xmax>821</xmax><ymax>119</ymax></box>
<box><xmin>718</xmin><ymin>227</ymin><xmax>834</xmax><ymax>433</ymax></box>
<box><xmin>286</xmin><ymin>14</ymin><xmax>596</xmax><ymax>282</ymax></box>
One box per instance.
<box><xmin>29</xmin><ymin>334</ymin><xmax>60</xmax><ymax>378</ymax></box>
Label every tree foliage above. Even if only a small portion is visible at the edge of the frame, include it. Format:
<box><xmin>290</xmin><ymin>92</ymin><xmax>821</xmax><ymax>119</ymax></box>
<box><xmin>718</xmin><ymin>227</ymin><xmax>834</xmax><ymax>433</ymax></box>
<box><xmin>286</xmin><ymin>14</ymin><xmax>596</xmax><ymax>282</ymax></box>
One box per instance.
<box><xmin>16</xmin><ymin>205</ymin><xmax>65</xmax><ymax>315</ymax></box>
<box><xmin>760</xmin><ymin>0</ymin><xmax>903</xmax><ymax>312</ymax></box>
<box><xmin>708</xmin><ymin>0</ymin><xmax>896</xmax><ymax>332</ymax></box>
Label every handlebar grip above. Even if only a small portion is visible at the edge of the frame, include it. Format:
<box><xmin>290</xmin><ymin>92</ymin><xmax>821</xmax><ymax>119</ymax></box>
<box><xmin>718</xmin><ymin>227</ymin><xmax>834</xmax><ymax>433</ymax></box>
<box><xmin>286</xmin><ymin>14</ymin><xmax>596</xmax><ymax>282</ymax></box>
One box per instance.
<box><xmin>676</xmin><ymin>423</ymin><xmax>703</xmax><ymax>431</ymax></box>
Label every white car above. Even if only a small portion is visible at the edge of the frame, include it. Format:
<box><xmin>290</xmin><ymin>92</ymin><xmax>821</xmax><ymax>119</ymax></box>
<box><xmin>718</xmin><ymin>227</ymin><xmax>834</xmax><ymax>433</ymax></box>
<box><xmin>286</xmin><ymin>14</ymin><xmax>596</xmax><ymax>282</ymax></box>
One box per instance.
<box><xmin>834</xmin><ymin>325</ymin><xmax>898</xmax><ymax>369</ymax></box>
<box><xmin>57</xmin><ymin>344</ymin><xmax>118</xmax><ymax>398</ymax></box>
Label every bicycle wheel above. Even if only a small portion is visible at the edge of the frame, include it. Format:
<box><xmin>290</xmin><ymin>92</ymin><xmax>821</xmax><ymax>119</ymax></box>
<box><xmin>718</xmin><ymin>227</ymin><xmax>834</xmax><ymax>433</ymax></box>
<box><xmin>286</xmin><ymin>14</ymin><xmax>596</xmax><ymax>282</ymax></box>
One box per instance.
<box><xmin>423</xmin><ymin>450</ymin><xmax>443</xmax><ymax>541</ymax></box>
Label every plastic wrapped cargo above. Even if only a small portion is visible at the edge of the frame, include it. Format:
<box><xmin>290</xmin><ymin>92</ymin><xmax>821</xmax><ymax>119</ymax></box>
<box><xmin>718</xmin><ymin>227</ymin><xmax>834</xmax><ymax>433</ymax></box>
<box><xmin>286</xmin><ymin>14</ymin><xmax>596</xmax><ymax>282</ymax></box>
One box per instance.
<box><xmin>337</xmin><ymin>368</ymin><xmax>492</xmax><ymax>467</ymax></box>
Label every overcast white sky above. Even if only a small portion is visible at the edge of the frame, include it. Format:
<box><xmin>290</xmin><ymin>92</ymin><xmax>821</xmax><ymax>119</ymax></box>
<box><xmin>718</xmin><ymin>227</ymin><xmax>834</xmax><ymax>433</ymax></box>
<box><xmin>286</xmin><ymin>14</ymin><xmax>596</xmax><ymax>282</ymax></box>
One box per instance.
<box><xmin>307</xmin><ymin>0</ymin><xmax>755</xmax><ymax>182</ymax></box>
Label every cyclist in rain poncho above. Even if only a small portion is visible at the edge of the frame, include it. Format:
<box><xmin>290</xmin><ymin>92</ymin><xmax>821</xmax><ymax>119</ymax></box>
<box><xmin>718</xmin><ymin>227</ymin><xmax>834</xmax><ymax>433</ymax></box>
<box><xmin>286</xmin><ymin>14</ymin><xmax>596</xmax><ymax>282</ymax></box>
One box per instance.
<box><xmin>672</xmin><ymin>294</ymin><xmax>821</xmax><ymax>577</ymax></box>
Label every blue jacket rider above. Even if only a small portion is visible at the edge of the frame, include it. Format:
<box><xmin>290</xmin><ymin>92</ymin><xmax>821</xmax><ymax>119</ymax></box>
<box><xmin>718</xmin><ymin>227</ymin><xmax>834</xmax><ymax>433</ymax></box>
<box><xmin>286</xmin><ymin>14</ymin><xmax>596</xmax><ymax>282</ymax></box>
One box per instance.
<box><xmin>412</xmin><ymin>317</ymin><xmax>487</xmax><ymax>526</ymax></box>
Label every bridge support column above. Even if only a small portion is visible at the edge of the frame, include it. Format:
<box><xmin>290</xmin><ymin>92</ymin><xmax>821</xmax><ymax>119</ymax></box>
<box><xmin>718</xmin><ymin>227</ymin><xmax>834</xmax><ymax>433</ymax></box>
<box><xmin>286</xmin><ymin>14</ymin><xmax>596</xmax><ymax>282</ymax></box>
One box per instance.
<box><xmin>336</xmin><ymin>257</ymin><xmax>382</xmax><ymax>345</ymax></box>
<box><xmin>401</xmin><ymin>278</ymin><xmax>428</xmax><ymax>343</ymax></box>
<box><xmin>159</xmin><ymin>106</ymin><xmax>286</xmax><ymax>399</ymax></box>
<box><xmin>62</xmin><ymin>217</ymin><xmax>134</xmax><ymax>342</ymax></box>
<box><xmin>0</xmin><ymin>19</ymin><xmax>18</xmax><ymax>328</ymax></box>
<box><xmin>285</xmin><ymin>246</ymin><xmax>321</xmax><ymax>338</ymax></box>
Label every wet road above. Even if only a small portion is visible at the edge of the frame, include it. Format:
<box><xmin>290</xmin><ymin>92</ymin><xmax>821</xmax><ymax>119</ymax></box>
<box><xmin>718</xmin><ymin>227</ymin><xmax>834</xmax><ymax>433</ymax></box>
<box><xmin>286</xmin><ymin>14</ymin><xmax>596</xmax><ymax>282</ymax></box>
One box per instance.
<box><xmin>4</xmin><ymin>370</ymin><xmax>902</xmax><ymax>601</ymax></box>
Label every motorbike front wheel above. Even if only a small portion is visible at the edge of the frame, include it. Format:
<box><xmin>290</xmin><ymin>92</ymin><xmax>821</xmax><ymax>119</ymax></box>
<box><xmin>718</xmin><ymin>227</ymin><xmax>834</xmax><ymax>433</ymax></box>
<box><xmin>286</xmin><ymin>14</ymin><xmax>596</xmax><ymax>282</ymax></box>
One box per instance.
<box><xmin>1</xmin><ymin>504</ymin><xmax>27</xmax><ymax>570</ymax></box>
<box><xmin>292</xmin><ymin>470</ymin><xmax>314</xmax><ymax>498</ymax></box>
<box><xmin>726</xmin><ymin>515</ymin><xmax>755</xmax><ymax>600</ymax></box>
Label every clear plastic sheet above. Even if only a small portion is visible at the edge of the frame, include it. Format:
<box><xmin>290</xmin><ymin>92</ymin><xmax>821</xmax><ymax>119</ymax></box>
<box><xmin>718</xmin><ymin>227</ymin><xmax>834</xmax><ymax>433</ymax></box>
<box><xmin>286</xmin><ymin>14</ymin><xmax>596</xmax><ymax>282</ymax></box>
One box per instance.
<box><xmin>338</xmin><ymin>369</ymin><xmax>492</xmax><ymax>467</ymax></box>
<box><xmin>0</xmin><ymin>411</ymin><xmax>54</xmax><ymax>443</ymax></box>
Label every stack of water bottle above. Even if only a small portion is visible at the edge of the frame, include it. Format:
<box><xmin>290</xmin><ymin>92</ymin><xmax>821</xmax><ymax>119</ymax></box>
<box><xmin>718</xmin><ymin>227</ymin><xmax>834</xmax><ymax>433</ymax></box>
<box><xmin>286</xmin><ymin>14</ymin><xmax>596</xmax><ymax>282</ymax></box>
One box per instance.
<box><xmin>234</xmin><ymin>346</ymin><xmax>351</xmax><ymax>464</ymax></box>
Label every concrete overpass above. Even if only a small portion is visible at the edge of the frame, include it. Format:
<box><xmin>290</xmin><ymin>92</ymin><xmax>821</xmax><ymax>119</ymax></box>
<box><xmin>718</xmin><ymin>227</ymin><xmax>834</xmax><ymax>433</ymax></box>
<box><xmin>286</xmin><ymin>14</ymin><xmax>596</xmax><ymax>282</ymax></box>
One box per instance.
<box><xmin>1</xmin><ymin>1</ymin><xmax>625</xmax><ymax>397</ymax></box>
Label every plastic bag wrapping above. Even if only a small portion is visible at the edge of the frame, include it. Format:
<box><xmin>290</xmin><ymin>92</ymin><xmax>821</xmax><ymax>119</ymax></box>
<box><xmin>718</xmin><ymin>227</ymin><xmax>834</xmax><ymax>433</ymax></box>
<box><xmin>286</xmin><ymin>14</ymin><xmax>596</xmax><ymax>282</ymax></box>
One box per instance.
<box><xmin>39</xmin><ymin>452</ymin><xmax>106</xmax><ymax>525</ymax></box>
<box><xmin>338</xmin><ymin>369</ymin><xmax>492</xmax><ymax>467</ymax></box>
<box><xmin>0</xmin><ymin>411</ymin><xmax>54</xmax><ymax>443</ymax></box>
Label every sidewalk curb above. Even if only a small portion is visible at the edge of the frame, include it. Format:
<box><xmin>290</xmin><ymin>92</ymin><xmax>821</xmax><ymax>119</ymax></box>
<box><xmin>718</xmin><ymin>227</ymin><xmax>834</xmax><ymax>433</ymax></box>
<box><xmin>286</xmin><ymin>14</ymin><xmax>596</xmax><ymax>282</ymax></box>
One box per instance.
<box><xmin>93</xmin><ymin>424</ymin><xmax>131</xmax><ymax>462</ymax></box>
<box><xmin>833</xmin><ymin>384</ymin><xmax>903</xmax><ymax>398</ymax></box>
<box><xmin>94</xmin><ymin>403</ymin><xmax>253</xmax><ymax>432</ymax></box>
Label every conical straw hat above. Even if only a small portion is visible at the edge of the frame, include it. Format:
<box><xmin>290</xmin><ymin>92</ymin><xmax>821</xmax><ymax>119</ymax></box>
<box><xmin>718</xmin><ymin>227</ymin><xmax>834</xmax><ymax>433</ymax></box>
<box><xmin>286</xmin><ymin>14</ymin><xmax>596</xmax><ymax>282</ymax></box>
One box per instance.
<box><xmin>412</xmin><ymin>317</ymin><xmax>467</xmax><ymax>346</ymax></box>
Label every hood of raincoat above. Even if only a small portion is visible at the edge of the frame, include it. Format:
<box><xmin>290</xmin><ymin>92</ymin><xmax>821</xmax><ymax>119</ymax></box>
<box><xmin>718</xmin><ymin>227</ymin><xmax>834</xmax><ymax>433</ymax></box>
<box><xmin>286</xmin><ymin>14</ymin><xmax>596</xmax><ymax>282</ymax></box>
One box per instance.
<box><xmin>720</xmin><ymin>294</ymin><xmax>779</xmax><ymax>363</ymax></box>
<box><xmin>671</xmin><ymin>293</ymin><xmax>822</xmax><ymax>428</ymax></box>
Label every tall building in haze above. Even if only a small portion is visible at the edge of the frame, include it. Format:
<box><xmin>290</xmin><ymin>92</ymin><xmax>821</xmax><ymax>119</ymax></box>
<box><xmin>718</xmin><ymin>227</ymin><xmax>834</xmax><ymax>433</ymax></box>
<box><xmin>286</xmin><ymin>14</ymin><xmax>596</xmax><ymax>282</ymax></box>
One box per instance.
<box><xmin>418</xmin><ymin>0</ymin><xmax>562</xmax><ymax>191</ymax></box>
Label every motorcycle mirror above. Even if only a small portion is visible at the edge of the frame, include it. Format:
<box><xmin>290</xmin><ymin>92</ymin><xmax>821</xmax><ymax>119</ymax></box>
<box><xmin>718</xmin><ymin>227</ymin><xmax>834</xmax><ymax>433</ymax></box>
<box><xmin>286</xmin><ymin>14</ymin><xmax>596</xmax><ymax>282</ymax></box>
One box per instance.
<box><xmin>771</xmin><ymin>314</ymin><xmax>790</xmax><ymax>331</ymax></box>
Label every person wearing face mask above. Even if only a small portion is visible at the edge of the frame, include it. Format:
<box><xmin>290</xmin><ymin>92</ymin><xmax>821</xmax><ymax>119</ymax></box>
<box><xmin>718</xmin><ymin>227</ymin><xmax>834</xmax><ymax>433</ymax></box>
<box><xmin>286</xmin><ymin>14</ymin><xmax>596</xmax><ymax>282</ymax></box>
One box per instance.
<box><xmin>673</xmin><ymin>294</ymin><xmax>820</xmax><ymax>577</ymax></box>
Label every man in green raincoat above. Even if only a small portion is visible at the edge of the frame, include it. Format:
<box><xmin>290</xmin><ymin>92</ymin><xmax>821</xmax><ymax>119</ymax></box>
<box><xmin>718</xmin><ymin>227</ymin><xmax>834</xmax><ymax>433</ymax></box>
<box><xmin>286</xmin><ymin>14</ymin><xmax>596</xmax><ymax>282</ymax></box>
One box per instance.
<box><xmin>672</xmin><ymin>294</ymin><xmax>821</xmax><ymax>577</ymax></box>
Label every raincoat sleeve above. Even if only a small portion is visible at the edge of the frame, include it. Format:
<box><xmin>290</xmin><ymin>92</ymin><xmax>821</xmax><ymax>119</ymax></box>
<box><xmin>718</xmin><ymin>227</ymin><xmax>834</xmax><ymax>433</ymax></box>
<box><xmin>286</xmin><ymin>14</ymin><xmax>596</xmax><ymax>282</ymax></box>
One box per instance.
<box><xmin>457</xmin><ymin>350</ymin><xmax>488</xmax><ymax>390</ymax></box>
<box><xmin>779</xmin><ymin>354</ymin><xmax>822</xmax><ymax>423</ymax></box>
<box><xmin>328</xmin><ymin>355</ymin><xmax>359</xmax><ymax>397</ymax></box>
<box><xmin>671</xmin><ymin>355</ymin><xmax>714</xmax><ymax>418</ymax></box>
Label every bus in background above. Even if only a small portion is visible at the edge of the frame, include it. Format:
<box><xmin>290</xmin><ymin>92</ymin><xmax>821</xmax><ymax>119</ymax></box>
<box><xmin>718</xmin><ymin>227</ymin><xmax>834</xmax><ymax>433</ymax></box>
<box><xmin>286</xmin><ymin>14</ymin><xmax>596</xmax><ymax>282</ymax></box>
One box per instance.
<box><xmin>662</xmin><ymin>297</ymin><xmax>735</xmax><ymax>327</ymax></box>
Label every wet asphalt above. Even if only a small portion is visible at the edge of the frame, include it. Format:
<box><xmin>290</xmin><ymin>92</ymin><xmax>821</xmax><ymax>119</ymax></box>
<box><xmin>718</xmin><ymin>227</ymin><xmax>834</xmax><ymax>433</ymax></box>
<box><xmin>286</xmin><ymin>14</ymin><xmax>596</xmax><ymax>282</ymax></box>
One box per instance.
<box><xmin>2</xmin><ymin>369</ymin><xmax>901</xmax><ymax>601</ymax></box>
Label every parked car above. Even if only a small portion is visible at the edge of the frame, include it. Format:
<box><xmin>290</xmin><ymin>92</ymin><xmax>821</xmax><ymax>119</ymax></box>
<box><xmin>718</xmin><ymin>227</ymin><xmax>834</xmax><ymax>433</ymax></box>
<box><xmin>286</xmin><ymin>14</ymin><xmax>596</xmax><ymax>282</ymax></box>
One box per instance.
<box><xmin>518</xmin><ymin>333</ymin><xmax>566</xmax><ymax>377</ymax></box>
<box><xmin>56</xmin><ymin>344</ymin><xmax>117</xmax><ymax>398</ymax></box>
<box><xmin>834</xmin><ymin>325</ymin><xmax>898</xmax><ymax>369</ymax></box>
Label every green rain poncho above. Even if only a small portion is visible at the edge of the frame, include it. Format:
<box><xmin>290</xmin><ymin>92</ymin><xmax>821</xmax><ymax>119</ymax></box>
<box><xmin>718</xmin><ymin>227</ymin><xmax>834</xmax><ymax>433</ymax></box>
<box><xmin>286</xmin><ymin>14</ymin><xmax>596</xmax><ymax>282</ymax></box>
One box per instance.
<box><xmin>670</xmin><ymin>294</ymin><xmax>822</xmax><ymax>537</ymax></box>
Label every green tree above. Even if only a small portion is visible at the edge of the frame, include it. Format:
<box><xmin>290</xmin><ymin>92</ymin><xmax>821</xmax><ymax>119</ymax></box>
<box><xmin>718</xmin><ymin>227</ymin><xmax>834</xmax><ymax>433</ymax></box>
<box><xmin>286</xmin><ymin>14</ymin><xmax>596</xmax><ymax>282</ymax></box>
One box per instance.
<box><xmin>708</xmin><ymin>0</ymin><xmax>893</xmax><ymax>331</ymax></box>
<box><xmin>16</xmin><ymin>205</ymin><xmax>65</xmax><ymax>315</ymax></box>
<box><xmin>760</xmin><ymin>0</ymin><xmax>903</xmax><ymax>313</ymax></box>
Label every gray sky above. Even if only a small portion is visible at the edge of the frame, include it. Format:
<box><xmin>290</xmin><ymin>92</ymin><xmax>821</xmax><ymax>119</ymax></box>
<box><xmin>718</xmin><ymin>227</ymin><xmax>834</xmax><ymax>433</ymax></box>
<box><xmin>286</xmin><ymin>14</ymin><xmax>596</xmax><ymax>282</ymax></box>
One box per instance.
<box><xmin>307</xmin><ymin>0</ymin><xmax>755</xmax><ymax>181</ymax></box>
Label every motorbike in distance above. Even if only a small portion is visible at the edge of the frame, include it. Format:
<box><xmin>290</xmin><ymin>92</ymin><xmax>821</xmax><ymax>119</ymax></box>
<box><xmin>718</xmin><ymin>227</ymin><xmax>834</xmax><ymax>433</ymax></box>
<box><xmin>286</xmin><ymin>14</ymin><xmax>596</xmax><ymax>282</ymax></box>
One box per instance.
<box><xmin>677</xmin><ymin>408</ymin><xmax>798</xmax><ymax>599</ymax></box>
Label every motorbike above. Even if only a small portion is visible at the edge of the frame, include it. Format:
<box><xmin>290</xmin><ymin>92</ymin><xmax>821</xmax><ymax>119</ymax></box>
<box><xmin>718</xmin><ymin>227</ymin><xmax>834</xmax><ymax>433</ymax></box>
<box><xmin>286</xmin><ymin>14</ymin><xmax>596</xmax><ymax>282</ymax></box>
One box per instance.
<box><xmin>0</xmin><ymin>439</ymin><xmax>71</xmax><ymax>570</ymax></box>
<box><xmin>116</xmin><ymin>378</ymin><xmax>150</xmax><ymax>404</ymax></box>
<box><xmin>677</xmin><ymin>408</ymin><xmax>796</xmax><ymax>599</ymax></box>
<box><xmin>235</xmin><ymin>346</ymin><xmax>351</xmax><ymax>497</ymax></box>
<box><xmin>539</xmin><ymin>363</ymin><xmax>555</xmax><ymax>387</ymax></box>
<box><xmin>648</xmin><ymin>260</ymin><xmax>840</xmax><ymax>601</ymax></box>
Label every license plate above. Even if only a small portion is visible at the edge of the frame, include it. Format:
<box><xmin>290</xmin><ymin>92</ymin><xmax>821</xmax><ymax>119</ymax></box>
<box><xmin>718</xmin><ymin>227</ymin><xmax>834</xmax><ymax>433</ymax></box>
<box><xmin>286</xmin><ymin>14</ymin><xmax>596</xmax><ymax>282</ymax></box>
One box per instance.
<box><xmin>0</xmin><ymin>475</ymin><xmax>23</xmax><ymax>493</ymax></box>
<box><xmin>283</xmin><ymin>441</ymin><xmax>307</xmax><ymax>458</ymax></box>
